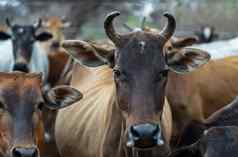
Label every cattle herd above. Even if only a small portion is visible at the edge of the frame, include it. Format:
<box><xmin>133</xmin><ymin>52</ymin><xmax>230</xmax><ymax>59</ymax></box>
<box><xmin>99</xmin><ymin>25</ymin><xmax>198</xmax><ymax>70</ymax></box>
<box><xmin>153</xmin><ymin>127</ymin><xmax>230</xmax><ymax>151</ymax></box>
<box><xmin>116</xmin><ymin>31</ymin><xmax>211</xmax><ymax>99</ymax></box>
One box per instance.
<box><xmin>0</xmin><ymin>10</ymin><xmax>237</xmax><ymax>157</ymax></box>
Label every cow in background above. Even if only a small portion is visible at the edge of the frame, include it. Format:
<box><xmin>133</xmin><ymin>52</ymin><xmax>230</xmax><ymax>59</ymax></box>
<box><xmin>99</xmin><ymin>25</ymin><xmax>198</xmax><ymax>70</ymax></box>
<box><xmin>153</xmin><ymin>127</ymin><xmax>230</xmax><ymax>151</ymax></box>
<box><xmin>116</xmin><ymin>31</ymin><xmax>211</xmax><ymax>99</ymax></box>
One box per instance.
<box><xmin>194</xmin><ymin>25</ymin><xmax>218</xmax><ymax>44</ymax></box>
<box><xmin>169</xmin><ymin>126</ymin><xmax>238</xmax><ymax>157</ymax></box>
<box><xmin>0</xmin><ymin>18</ymin><xmax>53</xmax><ymax>83</ymax></box>
<box><xmin>177</xmin><ymin>96</ymin><xmax>238</xmax><ymax>147</ymax></box>
<box><xmin>41</xmin><ymin>16</ymin><xmax>73</xmax><ymax>87</ymax></box>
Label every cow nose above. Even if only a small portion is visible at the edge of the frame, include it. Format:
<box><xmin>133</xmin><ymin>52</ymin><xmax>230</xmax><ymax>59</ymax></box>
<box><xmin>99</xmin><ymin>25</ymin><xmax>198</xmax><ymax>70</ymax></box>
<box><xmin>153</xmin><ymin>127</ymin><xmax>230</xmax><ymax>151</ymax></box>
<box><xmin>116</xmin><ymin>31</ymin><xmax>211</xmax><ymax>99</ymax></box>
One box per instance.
<box><xmin>51</xmin><ymin>41</ymin><xmax>60</xmax><ymax>49</ymax></box>
<box><xmin>12</xmin><ymin>147</ymin><xmax>38</xmax><ymax>157</ymax></box>
<box><xmin>13</xmin><ymin>63</ymin><xmax>29</xmax><ymax>72</ymax></box>
<box><xmin>127</xmin><ymin>123</ymin><xmax>164</xmax><ymax>148</ymax></box>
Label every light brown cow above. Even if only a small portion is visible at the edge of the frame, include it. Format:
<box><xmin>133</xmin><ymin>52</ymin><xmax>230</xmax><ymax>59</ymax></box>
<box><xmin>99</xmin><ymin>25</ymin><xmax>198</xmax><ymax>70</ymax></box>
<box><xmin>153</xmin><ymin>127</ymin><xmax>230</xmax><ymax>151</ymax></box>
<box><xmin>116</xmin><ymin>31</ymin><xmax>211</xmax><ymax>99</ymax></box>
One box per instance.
<box><xmin>55</xmin><ymin>11</ymin><xmax>210</xmax><ymax>157</ymax></box>
<box><xmin>40</xmin><ymin>16</ymin><xmax>77</xmax><ymax>157</ymax></box>
<box><xmin>0</xmin><ymin>72</ymin><xmax>82</xmax><ymax>157</ymax></box>
<box><xmin>166</xmin><ymin>56</ymin><xmax>238</xmax><ymax>146</ymax></box>
<box><xmin>41</xmin><ymin>16</ymin><xmax>72</xmax><ymax>87</ymax></box>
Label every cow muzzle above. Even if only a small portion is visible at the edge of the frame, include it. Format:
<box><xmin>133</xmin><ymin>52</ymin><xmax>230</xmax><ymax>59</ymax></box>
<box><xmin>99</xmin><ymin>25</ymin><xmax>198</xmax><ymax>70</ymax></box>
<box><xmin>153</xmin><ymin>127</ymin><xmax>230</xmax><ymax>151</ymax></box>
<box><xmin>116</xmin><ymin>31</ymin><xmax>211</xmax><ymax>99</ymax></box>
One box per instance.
<box><xmin>127</xmin><ymin>123</ymin><xmax>164</xmax><ymax>149</ymax></box>
<box><xmin>11</xmin><ymin>147</ymin><xmax>38</xmax><ymax>157</ymax></box>
<box><xmin>13</xmin><ymin>63</ymin><xmax>29</xmax><ymax>73</ymax></box>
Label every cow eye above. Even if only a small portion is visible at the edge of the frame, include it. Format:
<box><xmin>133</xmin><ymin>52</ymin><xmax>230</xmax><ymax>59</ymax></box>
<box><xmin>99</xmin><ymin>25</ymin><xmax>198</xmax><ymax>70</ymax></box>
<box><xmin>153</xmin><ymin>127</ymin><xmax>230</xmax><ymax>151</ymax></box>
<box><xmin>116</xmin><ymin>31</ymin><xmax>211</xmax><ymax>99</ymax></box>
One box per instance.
<box><xmin>155</xmin><ymin>70</ymin><xmax>168</xmax><ymax>82</ymax></box>
<box><xmin>113</xmin><ymin>69</ymin><xmax>128</xmax><ymax>82</ymax></box>
<box><xmin>0</xmin><ymin>101</ymin><xmax>5</xmax><ymax>110</ymax></box>
<box><xmin>36</xmin><ymin>102</ymin><xmax>44</xmax><ymax>110</ymax></box>
<box><xmin>113</xmin><ymin>69</ymin><xmax>121</xmax><ymax>78</ymax></box>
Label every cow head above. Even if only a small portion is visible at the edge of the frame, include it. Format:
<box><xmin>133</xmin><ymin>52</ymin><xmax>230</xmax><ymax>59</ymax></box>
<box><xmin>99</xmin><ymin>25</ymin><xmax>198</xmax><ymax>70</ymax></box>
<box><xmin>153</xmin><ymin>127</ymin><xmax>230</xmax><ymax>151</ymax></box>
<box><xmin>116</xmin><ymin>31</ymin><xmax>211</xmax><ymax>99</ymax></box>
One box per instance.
<box><xmin>169</xmin><ymin>126</ymin><xmax>238</xmax><ymax>157</ymax></box>
<box><xmin>0</xmin><ymin>72</ymin><xmax>82</xmax><ymax>157</ymax></box>
<box><xmin>42</xmin><ymin>16</ymin><xmax>71</xmax><ymax>50</ymax></box>
<box><xmin>62</xmin><ymin>11</ymin><xmax>210</xmax><ymax>150</ymax></box>
<box><xmin>0</xmin><ymin>19</ymin><xmax>53</xmax><ymax>72</ymax></box>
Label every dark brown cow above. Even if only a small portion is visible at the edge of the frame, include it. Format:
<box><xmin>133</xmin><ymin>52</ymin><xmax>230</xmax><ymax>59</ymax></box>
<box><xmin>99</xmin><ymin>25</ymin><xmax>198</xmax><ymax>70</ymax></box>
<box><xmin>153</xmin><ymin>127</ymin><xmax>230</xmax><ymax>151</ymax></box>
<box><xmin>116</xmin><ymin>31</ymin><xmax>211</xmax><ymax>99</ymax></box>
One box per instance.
<box><xmin>0</xmin><ymin>19</ymin><xmax>53</xmax><ymax>83</ymax></box>
<box><xmin>0</xmin><ymin>72</ymin><xmax>82</xmax><ymax>157</ymax></box>
<box><xmin>169</xmin><ymin>126</ymin><xmax>238</xmax><ymax>157</ymax></box>
<box><xmin>39</xmin><ymin>17</ymin><xmax>74</xmax><ymax>157</ymax></box>
<box><xmin>55</xmin><ymin>11</ymin><xmax>210</xmax><ymax>157</ymax></box>
<box><xmin>177</xmin><ymin>96</ymin><xmax>238</xmax><ymax>147</ymax></box>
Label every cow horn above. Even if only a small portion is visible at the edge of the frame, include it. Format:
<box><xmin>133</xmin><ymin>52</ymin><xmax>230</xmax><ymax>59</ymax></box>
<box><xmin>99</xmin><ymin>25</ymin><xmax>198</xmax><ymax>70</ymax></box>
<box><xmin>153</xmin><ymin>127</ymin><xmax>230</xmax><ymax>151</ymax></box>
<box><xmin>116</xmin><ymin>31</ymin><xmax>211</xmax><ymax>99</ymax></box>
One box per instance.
<box><xmin>123</xmin><ymin>23</ymin><xmax>133</xmax><ymax>31</ymax></box>
<box><xmin>34</xmin><ymin>18</ymin><xmax>42</xmax><ymax>29</ymax></box>
<box><xmin>159</xmin><ymin>13</ymin><xmax>176</xmax><ymax>42</ymax></box>
<box><xmin>104</xmin><ymin>11</ymin><xmax>121</xmax><ymax>46</ymax></box>
<box><xmin>141</xmin><ymin>17</ymin><xmax>146</xmax><ymax>30</ymax></box>
<box><xmin>6</xmin><ymin>18</ymin><xmax>11</xmax><ymax>27</ymax></box>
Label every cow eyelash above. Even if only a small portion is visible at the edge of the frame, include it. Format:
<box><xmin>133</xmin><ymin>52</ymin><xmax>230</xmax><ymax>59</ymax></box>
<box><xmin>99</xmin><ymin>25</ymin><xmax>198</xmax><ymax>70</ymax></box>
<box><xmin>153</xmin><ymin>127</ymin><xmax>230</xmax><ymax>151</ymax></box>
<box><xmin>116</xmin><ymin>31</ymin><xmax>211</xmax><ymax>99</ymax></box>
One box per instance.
<box><xmin>113</xmin><ymin>69</ymin><xmax>121</xmax><ymax>77</ymax></box>
<box><xmin>0</xmin><ymin>101</ymin><xmax>6</xmax><ymax>110</ymax></box>
<box><xmin>154</xmin><ymin>70</ymin><xmax>169</xmax><ymax>82</ymax></box>
<box><xmin>113</xmin><ymin>69</ymin><xmax>129</xmax><ymax>82</ymax></box>
<box><xmin>36</xmin><ymin>102</ymin><xmax>44</xmax><ymax>110</ymax></box>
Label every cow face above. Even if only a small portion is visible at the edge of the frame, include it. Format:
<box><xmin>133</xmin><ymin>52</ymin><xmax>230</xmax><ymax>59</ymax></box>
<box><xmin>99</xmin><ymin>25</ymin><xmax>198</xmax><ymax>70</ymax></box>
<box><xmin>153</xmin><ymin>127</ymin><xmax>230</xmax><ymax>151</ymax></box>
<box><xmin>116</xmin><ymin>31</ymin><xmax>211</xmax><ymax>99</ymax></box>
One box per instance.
<box><xmin>0</xmin><ymin>19</ymin><xmax>53</xmax><ymax>73</ymax></box>
<box><xmin>42</xmin><ymin>16</ymin><xmax>71</xmax><ymax>50</ymax></box>
<box><xmin>62</xmin><ymin>11</ymin><xmax>210</xmax><ymax>150</ymax></box>
<box><xmin>0</xmin><ymin>72</ymin><xmax>82</xmax><ymax>157</ymax></box>
<box><xmin>169</xmin><ymin>126</ymin><xmax>238</xmax><ymax>157</ymax></box>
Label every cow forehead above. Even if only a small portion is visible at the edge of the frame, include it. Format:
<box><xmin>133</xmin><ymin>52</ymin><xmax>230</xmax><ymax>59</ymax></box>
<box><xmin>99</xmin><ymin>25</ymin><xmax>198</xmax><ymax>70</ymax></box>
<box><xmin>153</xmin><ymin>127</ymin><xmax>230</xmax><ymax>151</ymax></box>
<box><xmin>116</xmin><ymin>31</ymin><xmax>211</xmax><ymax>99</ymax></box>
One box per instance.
<box><xmin>0</xmin><ymin>73</ymin><xmax>42</xmax><ymax>94</ymax></box>
<box><xmin>0</xmin><ymin>73</ymin><xmax>42</xmax><ymax>108</ymax></box>
<box><xmin>47</xmin><ymin>17</ymin><xmax>63</xmax><ymax>28</ymax></box>
<box><xmin>12</xmin><ymin>25</ymin><xmax>35</xmax><ymax>36</ymax></box>
<box><xmin>118</xmin><ymin>32</ymin><xmax>166</xmax><ymax>71</ymax></box>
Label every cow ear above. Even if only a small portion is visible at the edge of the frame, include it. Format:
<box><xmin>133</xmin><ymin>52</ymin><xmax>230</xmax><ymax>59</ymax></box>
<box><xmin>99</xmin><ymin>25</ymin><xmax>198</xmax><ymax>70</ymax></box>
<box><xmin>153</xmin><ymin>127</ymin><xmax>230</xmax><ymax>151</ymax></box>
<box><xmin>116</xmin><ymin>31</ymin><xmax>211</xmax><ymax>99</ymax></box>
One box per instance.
<box><xmin>44</xmin><ymin>85</ymin><xmax>83</xmax><ymax>110</ymax></box>
<box><xmin>0</xmin><ymin>31</ymin><xmax>11</xmax><ymax>40</ymax></box>
<box><xmin>35</xmin><ymin>32</ymin><xmax>53</xmax><ymax>41</ymax></box>
<box><xmin>171</xmin><ymin>36</ymin><xmax>198</xmax><ymax>48</ymax></box>
<box><xmin>62</xmin><ymin>40</ymin><xmax>115</xmax><ymax>68</ymax></box>
<box><xmin>168</xmin><ymin>145</ymin><xmax>201</xmax><ymax>157</ymax></box>
<box><xmin>167</xmin><ymin>48</ymin><xmax>210</xmax><ymax>74</ymax></box>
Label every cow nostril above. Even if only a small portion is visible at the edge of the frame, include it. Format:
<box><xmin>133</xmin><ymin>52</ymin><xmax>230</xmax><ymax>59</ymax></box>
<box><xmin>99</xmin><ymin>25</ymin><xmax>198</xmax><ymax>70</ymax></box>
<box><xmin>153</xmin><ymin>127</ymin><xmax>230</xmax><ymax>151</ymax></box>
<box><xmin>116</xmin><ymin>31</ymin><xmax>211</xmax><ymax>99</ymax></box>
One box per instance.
<box><xmin>152</xmin><ymin>125</ymin><xmax>159</xmax><ymax>137</ymax></box>
<box><xmin>130</xmin><ymin>126</ymin><xmax>140</xmax><ymax>139</ymax></box>
<box><xmin>13</xmin><ymin>63</ymin><xmax>29</xmax><ymax>73</ymax></box>
<box><xmin>51</xmin><ymin>41</ymin><xmax>60</xmax><ymax>49</ymax></box>
<box><xmin>128</xmin><ymin>123</ymin><xmax>164</xmax><ymax>148</ymax></box>
<box><xmin>12</xmin><ymin>147</ymin><xmax>38</xmax><ymax>157</ymax></box>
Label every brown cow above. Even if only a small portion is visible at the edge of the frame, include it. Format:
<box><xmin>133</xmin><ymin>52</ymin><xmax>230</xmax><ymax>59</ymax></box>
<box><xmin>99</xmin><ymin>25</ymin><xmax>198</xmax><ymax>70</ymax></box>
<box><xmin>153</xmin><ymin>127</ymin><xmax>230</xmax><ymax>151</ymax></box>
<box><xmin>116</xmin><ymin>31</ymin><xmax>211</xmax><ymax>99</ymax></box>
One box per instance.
<box><xmin>169</xmin><ymin>126</ymin><xmax>238</xmax><ymax>157</ymax></box>
<box><xmin>55</xmin><ymin>11</ymin><xmax>210</xmax><ymax>157</ymax></box>
<box><xmin>0</xmin><ymin>72</ymin><xmax>82</xmax><ymax>157</ymax></box>
<box><xmin>39</xmin><ymin>17</ymin><xmax>74</xmax><ymax>157</ymax></box>
<box><xmin>41</xmin><ymin>16</ymin><xmax>72</xmax><ymax>87</ymax></box>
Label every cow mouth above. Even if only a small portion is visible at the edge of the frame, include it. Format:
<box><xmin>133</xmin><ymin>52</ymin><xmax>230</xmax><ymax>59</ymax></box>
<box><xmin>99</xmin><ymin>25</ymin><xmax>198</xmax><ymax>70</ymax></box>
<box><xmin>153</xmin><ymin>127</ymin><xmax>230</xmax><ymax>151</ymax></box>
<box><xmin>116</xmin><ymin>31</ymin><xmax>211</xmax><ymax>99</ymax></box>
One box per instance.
<box><xmin>126</xmin><ymin>124</ymin><xmax>165</xmax><ymax>150</ymax></box>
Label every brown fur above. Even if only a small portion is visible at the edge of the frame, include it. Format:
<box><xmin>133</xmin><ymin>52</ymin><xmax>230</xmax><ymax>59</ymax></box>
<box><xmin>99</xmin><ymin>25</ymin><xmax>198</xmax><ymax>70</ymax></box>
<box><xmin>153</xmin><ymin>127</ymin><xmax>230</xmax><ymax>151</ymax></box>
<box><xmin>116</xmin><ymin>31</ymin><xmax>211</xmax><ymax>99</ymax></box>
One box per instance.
<box><xmin>166</xmin><ymin>56</ymin><xmax>238</xmax><ymax>145</ymax></box>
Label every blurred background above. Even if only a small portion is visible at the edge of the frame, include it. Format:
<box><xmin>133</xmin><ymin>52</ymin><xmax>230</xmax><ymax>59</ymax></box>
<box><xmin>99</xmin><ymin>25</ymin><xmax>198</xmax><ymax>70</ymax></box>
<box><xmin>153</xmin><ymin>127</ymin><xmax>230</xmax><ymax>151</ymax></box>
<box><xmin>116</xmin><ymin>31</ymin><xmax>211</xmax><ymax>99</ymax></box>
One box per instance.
<box><xmin>0</xmin><ymin>0</ymin><xmax>238</xmax><ymax>40</ymax></box>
